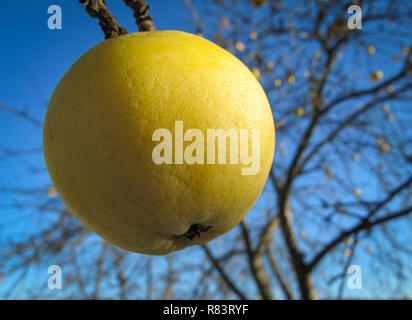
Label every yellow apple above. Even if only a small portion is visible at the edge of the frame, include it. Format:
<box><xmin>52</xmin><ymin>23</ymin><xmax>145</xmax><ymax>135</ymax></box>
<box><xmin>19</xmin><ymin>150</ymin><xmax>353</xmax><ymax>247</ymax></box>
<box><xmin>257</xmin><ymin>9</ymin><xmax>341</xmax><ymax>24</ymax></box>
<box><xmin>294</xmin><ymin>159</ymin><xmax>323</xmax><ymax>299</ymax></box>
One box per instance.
<box><xmin>43</xmin><ymin>31</ymin><xmax>275</xmax><ymax>255</ymax></box>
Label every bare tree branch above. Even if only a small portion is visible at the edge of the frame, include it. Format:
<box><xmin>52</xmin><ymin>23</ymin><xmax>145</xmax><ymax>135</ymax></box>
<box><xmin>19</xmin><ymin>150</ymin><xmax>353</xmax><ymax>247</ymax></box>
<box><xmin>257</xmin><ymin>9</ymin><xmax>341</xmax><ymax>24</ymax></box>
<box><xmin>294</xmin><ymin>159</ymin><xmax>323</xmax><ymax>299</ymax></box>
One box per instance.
<box><xmin>0</xmin><ymin>103</ymin><xmax>42</xmax><ymax>127</ymax></box>
<box><xmin>308</xmin><ymin>176</ymin><xmax>412</xmax><ymax>271</ymax></box>
<box><xmin>300</xmin><ymin>84</ymin><xmax>412</xmax><ymax>169</ymax></box>
<box><xmin>240</xmin><ymin>221</ymin><xmax>274</xmax><ymax>299</ymax></box>
<box><xmin>266</xmin><ymin>249</ymin><xmax>293</xmax><ymax>300</ymax></box>
<box><xmin>201</xmin><ymin>244</ymin><xmax>247</xmax><ymax>300</ymax></box>
<box><xmin>79</xmin><ymin>0</ymin><xmax>127</xmax><ymax>39</ymax></box>
<box><xmin>321</xmin><ymin>62</ymin><xmax>410</xmax><ymax>115</ymax></box>
<box><xmin>183</xmin><ymin>0</ymin><xmax>203</xmax><ymax>34</ymax></box>
<box><xmin>123</xmin><ymin>0</ymin><xmax>156</xmax><ymax>31</ymax></box>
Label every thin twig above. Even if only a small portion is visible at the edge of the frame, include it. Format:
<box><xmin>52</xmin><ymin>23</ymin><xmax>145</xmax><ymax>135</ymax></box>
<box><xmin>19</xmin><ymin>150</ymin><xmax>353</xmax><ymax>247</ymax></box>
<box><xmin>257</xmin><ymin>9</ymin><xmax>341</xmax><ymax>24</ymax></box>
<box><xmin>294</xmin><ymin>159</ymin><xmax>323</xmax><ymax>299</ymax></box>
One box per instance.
<box><xmin>240</xmin><ymin>221</ymin><xmax>274</xmax><ymax>300</ymax></box>
<box><xmin>79</xmin><ymin>0</ymin><xmax>127</xmax><ymax>39</ymax></box>
<box><xmin>123</xmin><ymin>0</ymin><xmax>156</xmax><ymax>31</ymax></box>
<box><xmin>201</xmin><ymin>244</ymin><xmax>247</xmax><ymax>300</ymax></box>
<box><xmin>308</xmin><ymin>202</ymin><xmax>412</xmax><ymax>272</ymax></box>
<box><xmin>183</xmin><ymin>0</ymin><xmax>203</xmax><ymax>34</ymax></box>
<box><xmin>266</xmin><ymin>249</ymin><xmax>294</xmax><ymax>300</ymax></box>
